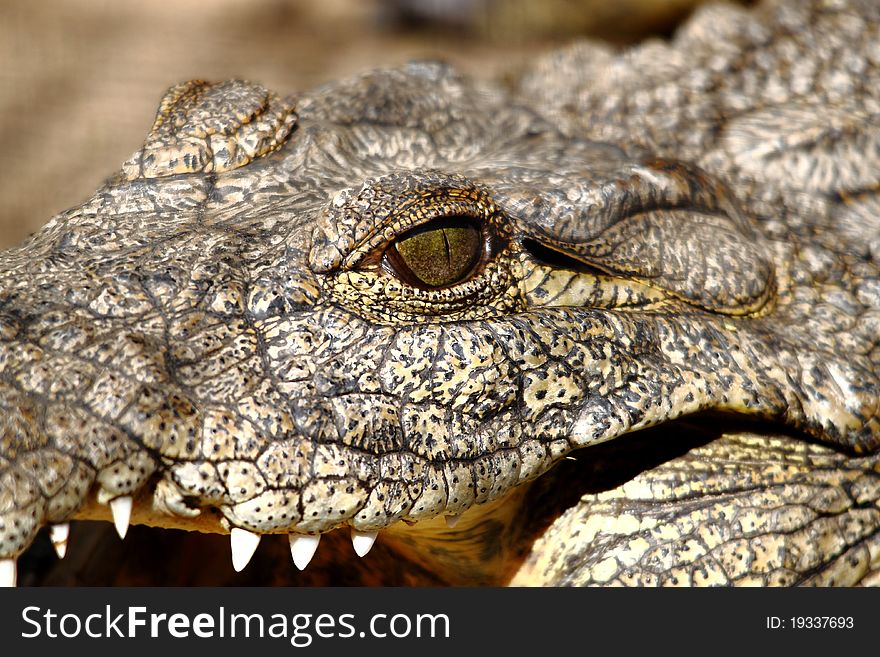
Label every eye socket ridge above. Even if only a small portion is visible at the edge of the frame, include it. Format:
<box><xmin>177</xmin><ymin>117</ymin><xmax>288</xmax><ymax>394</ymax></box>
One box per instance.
<box><xmin>382</xmin><ymin>215</ymin><xmax>497</xmax><ymax>290</ymax></box>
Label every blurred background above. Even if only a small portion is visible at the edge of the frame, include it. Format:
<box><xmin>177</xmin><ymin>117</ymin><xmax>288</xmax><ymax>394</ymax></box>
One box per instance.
<box><xmin>0</xmin><ymin>0</ymin><xmax>734</xmax><ymax>249</ymax></box>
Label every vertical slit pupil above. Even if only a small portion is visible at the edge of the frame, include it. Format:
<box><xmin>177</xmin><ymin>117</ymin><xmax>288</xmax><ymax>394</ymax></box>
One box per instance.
<box><xmin>390</xmin><ymin>217</ymin><xmax>482</xmax><ymax>288</ymax></box>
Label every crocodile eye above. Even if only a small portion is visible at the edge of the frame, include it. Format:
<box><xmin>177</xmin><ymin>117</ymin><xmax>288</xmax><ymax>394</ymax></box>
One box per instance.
<box><xmin>384</xmin><ymin>217</ymin><xmax>482</xmax><ymax>288</ymax></box>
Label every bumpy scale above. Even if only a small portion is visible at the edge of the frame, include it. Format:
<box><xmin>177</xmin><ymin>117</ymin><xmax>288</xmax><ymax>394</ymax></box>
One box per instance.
<box><xmin>1</xmin><ymin>0</ymin><xmax>879</xmax><ymax>586</ymax></box>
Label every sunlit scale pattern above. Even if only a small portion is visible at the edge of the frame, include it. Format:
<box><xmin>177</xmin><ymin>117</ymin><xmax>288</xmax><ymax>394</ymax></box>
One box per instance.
<box><xmin>513</xmin><ymin>433</ymin><xmax>880</xmax><ymax>586</ymax></box>
<box><xmin>1</xmin><ymin>0</ymin><xmax>879</xmax><ymax>586</ymax></box>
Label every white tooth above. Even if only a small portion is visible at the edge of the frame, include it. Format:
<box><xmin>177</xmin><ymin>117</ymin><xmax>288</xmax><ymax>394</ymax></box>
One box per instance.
<box><xmin>230</xmin><ymin>528</ymin><xmax>261</xmax><ymax>572</ymax></box>
<box><xmin>289</xmin><ymin>534</ymin><xmax>320</xmax><ymax>571</ymax></box>
<box><xmin>351</xmin><ymin>529</ymin><xmax>378</xmax><ymax>557</ymax></box>
<box><xmin>50</xmin><ymin>523</ymin><xmax>70</xmax><ymax>559</ymax></box>
<box><xmin>445</xmin><ymin>514</ymin><xmax>462</xmax><ymax>528</ymax></box>
<box><xmin>0</xmin><ymin>559</ymin><xmax>16</xmax><ymax>587</ymax></box>
<box><xmin>109</xmin><ymin>496</ymin><xmax>132</xmax><ymax>539</ymax></box>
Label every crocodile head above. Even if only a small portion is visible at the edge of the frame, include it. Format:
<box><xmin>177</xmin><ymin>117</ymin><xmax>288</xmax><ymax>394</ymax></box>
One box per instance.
<box><xmin>2</xmin><ymin>0</ymin><xmax>880</xmax><ymax>586</ymax></box>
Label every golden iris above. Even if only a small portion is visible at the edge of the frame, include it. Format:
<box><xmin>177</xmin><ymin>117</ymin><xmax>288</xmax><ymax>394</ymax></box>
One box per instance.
<box><xmin>387</xmin><ymin>219</ymin><xmax>482</xmax><ymax>288</ymax></box>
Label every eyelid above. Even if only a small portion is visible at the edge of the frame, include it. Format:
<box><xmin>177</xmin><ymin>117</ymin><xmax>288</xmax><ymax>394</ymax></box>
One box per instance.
<box><xmin>340</xmin><ymin>191</ymin><xmax>504</xmax><ymax>271</ymax></box>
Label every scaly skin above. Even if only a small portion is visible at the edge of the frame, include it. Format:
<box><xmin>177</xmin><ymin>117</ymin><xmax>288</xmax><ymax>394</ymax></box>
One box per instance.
<box><xmin>1</xmin><ymin>0</ymin><xmax>879</xmax><ymax>585</ymax></box>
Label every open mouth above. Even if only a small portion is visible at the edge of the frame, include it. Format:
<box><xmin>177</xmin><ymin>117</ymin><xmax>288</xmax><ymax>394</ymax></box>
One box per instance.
<box><xmin>3</xmin><ymin>0</ymin><xmax>880</xmax><ymax>588</ymax></box>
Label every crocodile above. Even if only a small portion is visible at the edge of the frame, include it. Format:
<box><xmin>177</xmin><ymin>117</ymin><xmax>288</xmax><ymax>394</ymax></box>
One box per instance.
<box><xmin>1</xmin><ymin>0</ymin><xmax>880</xmax><ymax>587</ymax></box>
